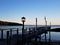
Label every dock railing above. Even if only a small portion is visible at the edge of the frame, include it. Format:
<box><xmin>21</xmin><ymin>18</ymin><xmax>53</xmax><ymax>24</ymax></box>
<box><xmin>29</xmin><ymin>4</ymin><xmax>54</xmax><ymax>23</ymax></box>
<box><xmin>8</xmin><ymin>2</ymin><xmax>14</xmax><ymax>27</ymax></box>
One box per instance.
<box><xmin>0</xmin><ymin>28</ymin><xmax>22</xmax><ymax>39</ymax></box>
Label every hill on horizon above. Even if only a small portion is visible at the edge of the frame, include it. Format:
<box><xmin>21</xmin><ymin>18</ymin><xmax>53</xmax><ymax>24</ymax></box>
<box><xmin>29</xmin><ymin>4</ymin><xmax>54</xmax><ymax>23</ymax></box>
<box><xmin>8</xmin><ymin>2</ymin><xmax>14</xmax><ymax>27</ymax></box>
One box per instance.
<box><xmin>0</xmin><ymin>21</ymin><xmax>22</xmax><ymax>26</ymax></box>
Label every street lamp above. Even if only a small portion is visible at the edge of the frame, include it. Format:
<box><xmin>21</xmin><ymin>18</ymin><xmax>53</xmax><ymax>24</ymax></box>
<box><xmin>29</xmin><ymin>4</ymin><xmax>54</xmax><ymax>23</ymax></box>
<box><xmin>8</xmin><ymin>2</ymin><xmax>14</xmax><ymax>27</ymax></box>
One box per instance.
<box><xmin>21</xmin><ymin>17</ymin><xmax>26</xmax><ymax>44</ymax></box>
<box><xmin>21</xmin><ymin>17</ymin><xmax>26</xmax><ymax>34</ymax></box>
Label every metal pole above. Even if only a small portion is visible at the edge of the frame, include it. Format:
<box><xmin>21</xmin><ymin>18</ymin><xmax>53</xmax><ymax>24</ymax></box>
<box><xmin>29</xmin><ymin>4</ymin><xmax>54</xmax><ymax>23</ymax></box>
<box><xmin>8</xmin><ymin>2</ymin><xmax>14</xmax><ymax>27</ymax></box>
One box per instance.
<box><xmin>49</xmin><ymin>22</ymin><xmax>51</xmax><ymax>45</ymax></box>
<box><xmin>35</xmin><ymin>18</ymin><xmax>37</xmax><ymax>45</ymax></box>
<box><xmin>22</xmin><ymin>21</ymin><xmax>24</xmax><ymax>45</ymax></box>
<box><xmin>22</xmin><ymin>21</ymin><xmax>24</xmax><ymax>34</ymax></box>
<box><xmin>36</xmin><ymin>18</ymin><xmax>37</xmax><ymax>31</ymax></box>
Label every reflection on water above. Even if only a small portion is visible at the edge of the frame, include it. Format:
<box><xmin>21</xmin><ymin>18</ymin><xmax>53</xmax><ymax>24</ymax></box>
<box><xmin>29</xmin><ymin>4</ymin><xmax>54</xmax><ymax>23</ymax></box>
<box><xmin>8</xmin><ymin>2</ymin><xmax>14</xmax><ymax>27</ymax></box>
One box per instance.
<box><xmin>41</xmin><ymin>32</ymin><xmax>60</xmax><ymax>42</ymax></box>
<box><xmin>50</xmin><ymin>32</ymin><xmax>60</xmax><ymax>41</ymax></box>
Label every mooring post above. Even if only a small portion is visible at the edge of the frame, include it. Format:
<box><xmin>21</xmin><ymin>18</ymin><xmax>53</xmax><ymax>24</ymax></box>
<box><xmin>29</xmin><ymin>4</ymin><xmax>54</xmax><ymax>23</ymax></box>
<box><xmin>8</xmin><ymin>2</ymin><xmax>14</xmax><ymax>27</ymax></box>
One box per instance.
<box><xmin>10</xmin><ymin>29</ymin><xmax>12</xmax><ymax>38</ymax></box>
<box><xmin>29</xmin><ymin>28</ymin><xmax>31</xmax><ymax>34</ymax></box>
<box><xmin>44</xmin><ymin>17</ymin><xmax>47</xmax><ymax>45</ymax></box>
<box><xmin>1</xmin><ymin>30</ymin><xmax>3</xmax><ymax>40</ymax></box>
<box><xmin>17</xmin><ymin>28</ymin><xmax>19</xmax><ymax>45</ymax></box>
<box><xmin>35</xmin><ymin>18</ymin><xmax>37</xmax><ymax>45</ymax></box>
<box><xmin>39</xmin><ymin>34</ymin><xmax>41</xmax><ymax>45</ymax></box>
<box><xmin>45</xmin><ymin>33</ymin><xmax>47</xmax><ymax>45</ymax></box>
<box><xmin>27</xmin><ymin>28</ymin><xmax>31</xmax><ymax>45</ymax></box>
<box><xmin>49</xmin><ymin>22</ymin><xmax>51</xmax><ymax>45</ymax></box>
<box><xmin>7</xmin><ymin>31</ymin><xmax>9</xmax><ymax>45</ymax></box>
<box><xmin>7</xmin><ymin>31</ymin><xmax>9</xmax><ymax>39</ymax></box>
<box><xmin>49</xmin><ymin>30</ymin><xmax>51</xmax><ymax>45</ymax></box>
<box><xmin>17</xmin><ymin>28</ymin><xmax>19</xmax><ymax>36</ymax></box>
<box><xmin>29</xmin><ymin>28</ymin><xmax>30</xmax><ymax>34</ymax></box>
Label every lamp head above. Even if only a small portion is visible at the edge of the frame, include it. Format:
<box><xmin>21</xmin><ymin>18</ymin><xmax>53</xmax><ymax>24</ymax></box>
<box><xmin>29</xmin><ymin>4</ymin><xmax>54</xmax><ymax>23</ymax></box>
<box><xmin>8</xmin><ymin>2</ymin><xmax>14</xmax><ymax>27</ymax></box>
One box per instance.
<box><xmin>21</xmin><ymin>17</ymin><xmax>26</xmax><ymax>22</ymax></box>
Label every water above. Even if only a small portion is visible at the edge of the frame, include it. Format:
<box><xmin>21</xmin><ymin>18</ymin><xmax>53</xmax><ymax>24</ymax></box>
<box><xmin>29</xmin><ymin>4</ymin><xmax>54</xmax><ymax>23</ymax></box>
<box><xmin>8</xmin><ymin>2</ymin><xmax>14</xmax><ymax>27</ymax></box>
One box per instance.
<box><xmin>41</xmin><ymin>32</ymin><xmax>60</xmax><ymax>42</ymax></box>
<box><xmin>0</xmin><ymin>25</ymin><xmax>60</xmax><ymax>41</ymax></box>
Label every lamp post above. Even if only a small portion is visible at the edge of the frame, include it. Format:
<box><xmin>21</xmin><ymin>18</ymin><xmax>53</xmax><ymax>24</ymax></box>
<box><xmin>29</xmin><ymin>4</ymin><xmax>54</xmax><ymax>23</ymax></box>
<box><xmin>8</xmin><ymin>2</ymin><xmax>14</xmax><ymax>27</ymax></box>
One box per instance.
<box><xmin>21</xmin><ymin>17</ymin><xmax>26</xmax><ymax>34</ymax></box>
<box><xmin>21</xmin><ymin>17</ymin><xmax>26</xmax><ymax>44</ymax></box>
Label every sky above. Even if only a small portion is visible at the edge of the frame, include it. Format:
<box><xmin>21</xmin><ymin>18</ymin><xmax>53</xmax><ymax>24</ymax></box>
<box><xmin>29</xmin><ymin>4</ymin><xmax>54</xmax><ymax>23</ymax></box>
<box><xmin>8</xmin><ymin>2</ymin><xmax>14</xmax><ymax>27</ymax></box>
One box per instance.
<box><xmin>0</xmin><ymin>0</ymin><xmax>60</xmax><ymax>25</ymax></box>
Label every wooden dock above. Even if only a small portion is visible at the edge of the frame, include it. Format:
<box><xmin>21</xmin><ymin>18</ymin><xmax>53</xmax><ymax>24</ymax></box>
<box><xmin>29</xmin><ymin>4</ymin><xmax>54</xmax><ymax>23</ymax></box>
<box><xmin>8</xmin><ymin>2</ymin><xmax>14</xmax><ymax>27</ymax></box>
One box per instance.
<box><xmin>0</xmin><ymin>26</ymin><xmax>51</xmax><ymax>45</ymax></box>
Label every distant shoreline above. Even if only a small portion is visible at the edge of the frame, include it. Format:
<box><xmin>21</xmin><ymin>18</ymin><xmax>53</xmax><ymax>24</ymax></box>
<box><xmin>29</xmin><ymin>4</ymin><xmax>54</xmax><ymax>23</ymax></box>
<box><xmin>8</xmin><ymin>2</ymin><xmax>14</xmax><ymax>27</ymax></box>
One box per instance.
<box><xmin>0</xmin><ymin>21</ymin><xmax>22</xmax><ymax>26</ymax></box>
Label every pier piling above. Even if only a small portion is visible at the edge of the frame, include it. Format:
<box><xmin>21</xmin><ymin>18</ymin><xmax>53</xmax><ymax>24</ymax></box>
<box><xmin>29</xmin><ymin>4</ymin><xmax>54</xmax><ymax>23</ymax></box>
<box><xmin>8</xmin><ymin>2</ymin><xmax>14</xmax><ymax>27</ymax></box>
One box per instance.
<box><xmin>45</xmin><ymin>32</ymin><xmax>47</xmax><ymax>45</ymax></box>
<box><xmin>1</xmin><ymin>30</ymin><xmax>3</xmax><ymax>40</ymax></box>
<box><xmin>7</xmin><ymin>31</ymin><xmax>9</xmax><ymax>45</ymax></box>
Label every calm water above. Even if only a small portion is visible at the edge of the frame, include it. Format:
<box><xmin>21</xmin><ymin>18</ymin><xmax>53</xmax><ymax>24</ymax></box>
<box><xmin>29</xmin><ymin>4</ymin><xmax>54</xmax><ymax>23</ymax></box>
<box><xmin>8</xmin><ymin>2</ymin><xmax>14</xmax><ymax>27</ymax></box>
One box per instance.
<box><xmin>0</xmin><ymin>25</ymin><xmax>60</xmax><ymax>41</ymax></box>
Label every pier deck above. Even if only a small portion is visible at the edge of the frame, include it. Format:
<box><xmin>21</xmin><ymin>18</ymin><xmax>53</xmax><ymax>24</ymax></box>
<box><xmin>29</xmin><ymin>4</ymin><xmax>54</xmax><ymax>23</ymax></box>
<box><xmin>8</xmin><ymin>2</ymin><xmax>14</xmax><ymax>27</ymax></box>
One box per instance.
<box><xmin>0</xmin><ymin>26</ymin><xmax>51</xmax><ymax>45</ymax></box>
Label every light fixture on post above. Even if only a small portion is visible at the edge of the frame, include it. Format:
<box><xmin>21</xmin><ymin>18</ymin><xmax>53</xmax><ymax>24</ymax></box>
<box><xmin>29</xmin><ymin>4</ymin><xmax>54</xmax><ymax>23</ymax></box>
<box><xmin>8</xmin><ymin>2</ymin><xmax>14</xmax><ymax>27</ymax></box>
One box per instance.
<box><xmin>21</xmin><ymin>17</ymin><xmax>26</xmax><ymax>44</ymax></box>
<box><xmin>21</xmin><ymin>17</ymin><xmax>26</xmax><ymax>34</ymax></box>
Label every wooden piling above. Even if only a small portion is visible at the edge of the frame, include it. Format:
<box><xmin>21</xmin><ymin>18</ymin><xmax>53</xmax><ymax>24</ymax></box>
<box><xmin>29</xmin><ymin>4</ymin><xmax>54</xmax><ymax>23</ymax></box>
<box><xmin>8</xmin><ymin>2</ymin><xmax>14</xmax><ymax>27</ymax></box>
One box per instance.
<box><xmin>49</xmin><ymin>30</ymin><xmax>51</xmax><ymax>45</ymax></box>
<box><xmin>45</xmin><ymin>33</ymin><xmax>47</xmax><ymax>45</ymax></box>
<box><xmin>17</xmin><ymin>28</ymin><xmax>19</xmax><ymax>45</ymax></box>
<box><xmin>1</xmin><ymin>30</ymin><xmax>3</xmax><ymax>40</ymax></box>
<box><xmin>10</xmin><ymin>29</ymin><xmax>12</xmax><ymax>37</ymax></box>
<box><xmin>39</xmin><ymin>34</ymin><xmax>41</xmax><ymax>44</ymax></box>
<box><xmin>7</xmin><ymin>31</ymin><xmax>9</xmax><ymax>45</ymax></box>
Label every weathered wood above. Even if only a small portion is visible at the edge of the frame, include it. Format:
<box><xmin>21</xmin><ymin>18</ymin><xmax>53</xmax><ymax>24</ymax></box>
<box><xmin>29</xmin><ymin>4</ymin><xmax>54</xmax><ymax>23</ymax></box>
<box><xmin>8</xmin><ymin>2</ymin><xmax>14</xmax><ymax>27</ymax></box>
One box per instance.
<box><xmin>7</xmin><ymin>31</ymin><xmax>9</xmax><ymax>45</ymax></box>
<box><xmin>1</xmin><ymin>30</ymin><xmax>3</xmax><ymax>39</ymax></box>
<box><xmin>10</xmin><ymin>29</ymin><xmax>12</xmax><ymax>37</ymax></box>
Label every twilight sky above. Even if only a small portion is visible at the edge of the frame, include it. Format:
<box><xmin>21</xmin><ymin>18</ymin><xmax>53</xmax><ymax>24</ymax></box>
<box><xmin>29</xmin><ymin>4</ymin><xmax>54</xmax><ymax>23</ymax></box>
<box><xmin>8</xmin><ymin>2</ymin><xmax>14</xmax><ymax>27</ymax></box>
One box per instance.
<box><xmin>0</xmin><ymin>0</ymin><xmax>60</xmax><ymax>25</ymax></box>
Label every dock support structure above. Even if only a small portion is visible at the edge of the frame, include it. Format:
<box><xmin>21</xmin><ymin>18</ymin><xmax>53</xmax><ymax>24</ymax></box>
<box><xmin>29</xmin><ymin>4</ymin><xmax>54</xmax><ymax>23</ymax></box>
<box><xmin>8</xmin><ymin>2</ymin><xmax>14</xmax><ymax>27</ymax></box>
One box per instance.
<box><xmin>45</xmin><ymin>33</ymin><xmax>47</xmax><ymax>45</ymax></box>
<box><xmin>35</xmin><ymin>31</ymin><xmax>37</xmax><ymax>45</ymax></box>
<box><xmin>7</xmin><ymin>31</ymin><xmax>9</xmax><ymax>45</ymax></box>
<box><xmin>1</xmin><ymin>30</ymin><xmax>3</xmax><ymax>40</ymax></box>
<box><xmin>9</xmin><ymin>29</ymin><xmax>12</xmax><ymax>45</ymax></box>
<box><xmin>35</xmin><ymin>18</ymin><xmax>38</xmax><ymax>45</ymax></box>
<box><xmin>17</xmin><ymin>28</ymin><xmax>19</xmax><ymax>45</ymax></box>
<box><xmin>10</xmin><ymin>29</ymin><xmax>12</xmax><ymax>37</ymax></box>
<box><xmin>49</xmin><ymin>30</ymin><xmax>51</xmax><ymax>45</ymax></box>
<box><xmin>35</xmin><ymin>36</ymin><xmax>37</xmax><ymax>45</ymax></box>
<box><xmin>39</xmin><ymin>34</ymin><xmax>41</xmax><ymax>45</ymax></box>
